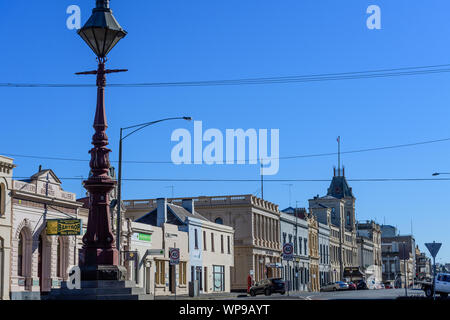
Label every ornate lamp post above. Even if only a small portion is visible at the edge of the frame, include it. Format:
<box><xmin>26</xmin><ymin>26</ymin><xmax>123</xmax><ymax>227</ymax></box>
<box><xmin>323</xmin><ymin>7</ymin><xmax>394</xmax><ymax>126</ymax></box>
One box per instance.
<box><xmin>77</xmin><ymin>0</ymin><xmax>127</xmax><ymax>280</ymax></box>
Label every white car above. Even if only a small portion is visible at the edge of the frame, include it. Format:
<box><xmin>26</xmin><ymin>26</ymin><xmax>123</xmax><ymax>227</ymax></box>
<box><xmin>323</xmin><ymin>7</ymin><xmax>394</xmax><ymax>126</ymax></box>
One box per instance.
<box><xmin>422</xmin><ymin>273</ymin><xmax>450</xmax><ymax>298</ymax></box>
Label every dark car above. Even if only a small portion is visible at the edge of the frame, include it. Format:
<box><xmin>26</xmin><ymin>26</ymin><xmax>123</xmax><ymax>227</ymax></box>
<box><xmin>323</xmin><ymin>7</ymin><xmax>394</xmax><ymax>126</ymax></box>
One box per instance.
<box><xmin>249</xmin><ymin>278</ymin><xmax>286</xmax><ymax>296</ymax></box>
<box><xmin>356</xmin><ymin>280</ymin><xmax>368</xmax><ymax>290</ymax></box>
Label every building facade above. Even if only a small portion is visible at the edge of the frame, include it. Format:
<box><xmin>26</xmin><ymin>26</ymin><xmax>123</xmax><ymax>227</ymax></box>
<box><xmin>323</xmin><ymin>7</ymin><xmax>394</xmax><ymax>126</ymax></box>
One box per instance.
<box><xmin>10</xmin><ymin>168</ymin><xmax>82</xmax><ymax>299</ymax></box>
<box><xmin>415</xmin><ymin>246</ymin><xmax>431</xmax><ymax>281</ymax></box>
<box><xmin>280</xmin><ymin>207</ymin><xmax>310</xmax><ymax>292</ymax></box>
<box><xmin>308</xmin><ymin>213</ymin><xmax>320</xmax><ymax>292</ymax></box>
<box><xmin>356</xmin><ymin>220</ymin><xmax>382</xmax><ymax>286</ymax></box>
<box><xmin>126</xmin><ymin>195</ymin><xmax>281</xmax><ymax>291</ymax></box>
<box><xmin>125</xmin><ymin>197</ymin><xmax>234</xmax><ymax>294</ymax></box>
<box><xmin>318</xmin><ymin>221</ymin><xmax>331</xmax><ymax>287</ymax></box>
<box><xmin>0</xmin><ymin>156</ymin><xmax>15</xmax><ymax>300</ymax></box>
<box><xmin>125</xmin><ymin>220</ymin><xmax>189</xmax><ymax>297</ymax></box>
<box><xmin>381</xmin><ymin>225</ymin><xmax>416</xmax><ymax>288</ymax></box>
<box><xmin>309</xmin><ymin>167</ymin><xmax>358</xmax><ymax>282</ymax></box>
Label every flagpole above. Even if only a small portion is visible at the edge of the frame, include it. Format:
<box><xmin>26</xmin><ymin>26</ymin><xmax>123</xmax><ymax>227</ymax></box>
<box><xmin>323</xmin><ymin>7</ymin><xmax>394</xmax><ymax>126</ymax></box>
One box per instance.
<box><xmin>337</xmin><ymin>136</ymin><xmax>341</xmax><ymax>175</ymax></box>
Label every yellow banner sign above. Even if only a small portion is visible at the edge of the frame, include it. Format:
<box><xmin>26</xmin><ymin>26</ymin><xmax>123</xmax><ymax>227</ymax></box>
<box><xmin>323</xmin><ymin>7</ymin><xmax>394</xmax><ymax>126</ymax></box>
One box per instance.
<box><xmin>46</xmin><ymin>219</ymin><xmax>82</xmax><ymax>236</ymax></box>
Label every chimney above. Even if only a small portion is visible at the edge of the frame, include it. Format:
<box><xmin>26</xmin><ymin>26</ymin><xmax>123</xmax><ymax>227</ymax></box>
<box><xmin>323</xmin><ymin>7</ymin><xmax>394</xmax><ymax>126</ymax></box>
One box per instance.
<box><xmin>39</xmin><ymin>165</ymin><xmax>42</xmax><ymax>172</ymax></box>
<box><xmin>333</xmin><ymin>167</ymin><xmax>336</xmax><ymax>177</ymax></box>
<box><xmin>343</xmin><ymin>166</ymin><xmax>345</xmax><ymax>177</ymax></box>
<box><xmin>182</xmin><ymin>199</ymin><xmax>195</xmax><ymax>214</ymax></box>
<box><xmin>156</xmin><ymin>198</ymin><xmax>167</xmax><ymax>227</ymax></box>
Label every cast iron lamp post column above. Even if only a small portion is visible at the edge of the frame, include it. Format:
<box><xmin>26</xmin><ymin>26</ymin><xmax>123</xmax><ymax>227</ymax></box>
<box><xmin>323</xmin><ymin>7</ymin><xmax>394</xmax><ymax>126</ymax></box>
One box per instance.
<box><xmin>115</xmin><ymin>117</ymin><xmax>192</xmax><ymax>260</ymax></box>
<box><xmin>76</xmin><ymin>0</ymin><xmax>127</xmax><ymax>280</ymax></box>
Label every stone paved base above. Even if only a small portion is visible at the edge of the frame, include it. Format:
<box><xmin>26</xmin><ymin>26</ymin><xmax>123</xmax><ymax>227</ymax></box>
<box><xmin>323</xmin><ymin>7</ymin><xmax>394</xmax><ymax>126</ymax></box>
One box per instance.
<box><xmin>44</xmin><ymin>280</ymin><xmax>153</xmax><ymax>300</ymax></box>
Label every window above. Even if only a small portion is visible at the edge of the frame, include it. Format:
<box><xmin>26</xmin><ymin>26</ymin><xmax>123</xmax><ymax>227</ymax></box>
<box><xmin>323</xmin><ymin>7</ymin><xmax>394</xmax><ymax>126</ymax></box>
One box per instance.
<box><xmin>346</xmin><ymin>212</ymin><xmax>351</xmax><ymax>225</ymax></box>
<box><xmin>211</xmin><ymin>233</ymin><xmax>215</xmax><ymax>252</ymax></box>
<box><xmin>57</xmin><ymin>237</ymin><xmax>62</xmax><ymax>277</ymax></box>
<box><xmin>18</xmin><ymin>232</ymin><xmax>24</xmax><ymax>277</ymax></box>
<box><xmin>227</xmin><ymin>236</ymin><xmax>231</xmax><ymax>254</ymax></box>
<box><xmin>221</xmin><ymin>235</ymin><xmax>224</xmax><ymax>253</ymax></box>
<box><xmin>194</xmin><ymin>229</ymin><xmax>198</xmax><ymax>249</ymax></box>
<box><xmin>180</xmin><ymin>262</ymin><xmax>187</xmax><ymax>285</ymax></box>
<box><xmin>299</xmin><ymin>237</ymin><xmax>302</xmax><ymax>255</ymax></box>
<box><xmin>215</xmin><ymin>217</ymin><xmax>223</xmax><ymax>225</ymax></box>
<box><xmin>155</xmin><ymin>260</ymin><xmax>165</xmax><ymax>285</ymax></box>
<box><xmin>282</xmin><ymin>233</ymin><xmax>287</xmax><ymax>245</ymax></box>
<box><xmin>204</xmin><ymin>267</ymin><xmax>208</xmax><ymax>292</ymax></box>
<box><xmin>203</xmin><ymin>231</ymin><xmax>207</xmax><ymax>251</ymax></box>
<box><xmin>0</xmin><ymin>183</ymin><xmax>5</xmax><ymax>216</ymax></box>
<box><xmin>304</xmin><ymin>239</ymin><xmax>307</xmax><ymax>255</ymax></box>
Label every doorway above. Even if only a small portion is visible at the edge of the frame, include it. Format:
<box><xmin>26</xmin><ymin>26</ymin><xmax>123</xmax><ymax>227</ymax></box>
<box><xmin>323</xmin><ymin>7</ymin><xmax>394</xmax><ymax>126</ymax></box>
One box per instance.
<box><xmin>196</xmin><ymin>266</ymin><xmax>203</xmax><ymax>292</ymax></box>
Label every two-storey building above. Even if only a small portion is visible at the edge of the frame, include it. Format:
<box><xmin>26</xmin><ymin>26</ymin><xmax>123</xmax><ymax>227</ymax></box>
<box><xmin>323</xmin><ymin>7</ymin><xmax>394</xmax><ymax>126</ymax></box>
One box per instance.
<box><xmin>280</xmin><ymin>207</ymin><xmax>310</xmax><ymax>291</ymax></box>
<box><xmin>0</xmin><ymin>156</ymin><xmax>15</xmax><ymax>300</ymax></box>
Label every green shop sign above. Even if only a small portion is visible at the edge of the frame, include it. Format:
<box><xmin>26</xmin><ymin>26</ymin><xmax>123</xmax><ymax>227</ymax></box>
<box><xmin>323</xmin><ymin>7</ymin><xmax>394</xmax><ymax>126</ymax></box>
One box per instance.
<box><xmin>132</xmin><ymin>232</ymin><xmax>151</xmax><ymax>242</ymax></box>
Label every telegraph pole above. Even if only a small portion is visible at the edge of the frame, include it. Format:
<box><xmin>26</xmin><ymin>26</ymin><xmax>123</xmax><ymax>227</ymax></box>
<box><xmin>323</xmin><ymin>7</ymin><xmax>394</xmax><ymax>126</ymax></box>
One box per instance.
<box><xmin>403</xmin><ymin>242</ymin><xmax>408</xmax><ymax>297</ymax></box>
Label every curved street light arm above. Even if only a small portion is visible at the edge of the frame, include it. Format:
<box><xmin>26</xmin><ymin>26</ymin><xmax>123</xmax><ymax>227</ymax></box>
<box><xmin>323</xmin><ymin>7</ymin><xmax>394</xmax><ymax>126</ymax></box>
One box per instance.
<box><xmin>121</xmin><ymin>117</ymin><xmax>192</xmax><ymax>140</ymax></box>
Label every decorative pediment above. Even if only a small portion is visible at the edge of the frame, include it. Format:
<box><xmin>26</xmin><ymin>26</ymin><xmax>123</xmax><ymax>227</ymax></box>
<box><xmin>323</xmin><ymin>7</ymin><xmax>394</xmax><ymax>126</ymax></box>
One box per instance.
<box><xmin>30</xmin><ymin>169</ymin><xmax>61</xmax><ymax>185</ymax></box>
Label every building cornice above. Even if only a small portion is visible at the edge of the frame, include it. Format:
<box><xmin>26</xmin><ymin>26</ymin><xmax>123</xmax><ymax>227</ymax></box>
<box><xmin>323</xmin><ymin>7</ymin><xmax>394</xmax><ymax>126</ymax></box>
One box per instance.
<box><xmin>11</xmin><ymin>190</ymin><xmax>83</xmax><ymax>209</ymax></box>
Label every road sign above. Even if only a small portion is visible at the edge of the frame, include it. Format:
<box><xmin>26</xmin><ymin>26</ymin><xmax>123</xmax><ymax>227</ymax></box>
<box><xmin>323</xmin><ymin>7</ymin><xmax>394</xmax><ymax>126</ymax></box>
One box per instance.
<box><xmin>146</xmin><ymin>249</ymin><xmax>164</xmax><ymax>256</ymax></box>
<box><xmin>282</xmin><ymin>243</ymin><xmax>294</xmax><ymax>260</ymax></box>
<box><xmin>169</xmin><ymin>248</ymin><xmax>180</xmax><ymax>265</ymax></box>
<box><xmin>425</xmin><ymin>242</ymin><xmax>442</xmax><ymax>258</ymax></box>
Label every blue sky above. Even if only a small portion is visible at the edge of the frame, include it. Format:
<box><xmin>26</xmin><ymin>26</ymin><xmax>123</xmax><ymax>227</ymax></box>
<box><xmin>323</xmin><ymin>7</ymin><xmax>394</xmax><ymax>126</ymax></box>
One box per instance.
<box><xmin>1</xmin><ymin>0</ymin><xmax>450</xmax><ymax>262</ymax></box>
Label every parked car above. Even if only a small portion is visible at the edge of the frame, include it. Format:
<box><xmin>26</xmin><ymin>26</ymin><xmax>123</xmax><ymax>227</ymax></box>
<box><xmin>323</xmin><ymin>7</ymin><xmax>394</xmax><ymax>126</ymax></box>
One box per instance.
<box><xmin>336</xmin><ymin>281</ymin><xmax>349</xmax><ymax>290</ymax></box>
<box><xmin>320</xmin><ymin>282</ymin><xmax>341</xmax><ymax>292</ymax></box>
<box><xmin>348</xmin><ymin>282</ymin><xmax>357</xmax><ymax>290</ymax></box>
<box><xmin>356</xmin><ymin>280</ymin><xmax>368</xmax><ymax>290</ymax></box>
<box><xmin>384</xmin><ymin>282</ymin><xmax>393</xmax><ymax>289</ymax></box>
<box><xmin>248</xmin><ymin>278</ymin><xmax>286</xmax><ymax>296</ymax></box>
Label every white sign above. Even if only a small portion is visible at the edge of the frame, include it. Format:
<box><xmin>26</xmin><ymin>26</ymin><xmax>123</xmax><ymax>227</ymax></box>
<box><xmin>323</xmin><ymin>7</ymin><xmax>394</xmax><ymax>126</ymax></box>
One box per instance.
<box><xmin>147</xmin><ymin>249</ymin><xmax>164</xmax><ymax>256</ymax></box>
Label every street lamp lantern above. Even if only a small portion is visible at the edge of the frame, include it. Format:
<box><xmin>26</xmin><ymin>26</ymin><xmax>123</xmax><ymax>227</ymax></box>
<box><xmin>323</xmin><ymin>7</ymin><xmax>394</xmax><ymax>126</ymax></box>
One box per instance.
<box><xmin>78</xmin><ymin>0</ymin><xmax>127</xmax><ymax>60</ymax></box>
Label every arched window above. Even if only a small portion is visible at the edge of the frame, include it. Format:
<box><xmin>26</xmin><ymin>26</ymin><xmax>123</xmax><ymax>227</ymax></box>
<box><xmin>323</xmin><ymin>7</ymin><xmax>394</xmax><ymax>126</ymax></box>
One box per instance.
<box><xmin>0</xmin><ymin>183</ymin><xmax>5</xmax><ymax>216</ymax></box>
<box><xmin>346</xmin><ymin>211</ymin><xmax>351</xmax><ymax>225</ymax></box>
<box><xmin>56</xmin><ymin>237</ymin><xmax>62</xmax><ymax>277</ymax></box>
<box><xmin>214</xmin><ymin>217</ymin><xmax>223</xmax><ymax>225</ymax></box>
<box><xmin>18</xmin><ymin>232</ymin><xmax>24</xmax><ymax>277</ymax></box>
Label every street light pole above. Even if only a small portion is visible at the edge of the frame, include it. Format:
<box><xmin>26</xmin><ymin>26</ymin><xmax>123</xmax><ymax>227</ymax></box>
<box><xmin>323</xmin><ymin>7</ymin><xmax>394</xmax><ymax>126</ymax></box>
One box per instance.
<box><xmin>402</xmin><ymin>242</ymin><xmax>408</xmax><ymax>297</ymax></box>
<box><xmin>76</xmin><ymin>0</ymin><xmax>128</xmax><ymax>281</ymax></box>
<box><xmin>115</xmin><ymin>117</ymin><xmax>192</xmax><ymax>259</ymax></box>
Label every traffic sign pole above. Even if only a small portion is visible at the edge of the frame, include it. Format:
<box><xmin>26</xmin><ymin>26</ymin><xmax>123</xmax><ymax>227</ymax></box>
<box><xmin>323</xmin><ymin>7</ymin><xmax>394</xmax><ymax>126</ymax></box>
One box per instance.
<box><xmin>425</xmin><ymin>241</ymin><xmax>442</xmax><ymax>301</ymax></box>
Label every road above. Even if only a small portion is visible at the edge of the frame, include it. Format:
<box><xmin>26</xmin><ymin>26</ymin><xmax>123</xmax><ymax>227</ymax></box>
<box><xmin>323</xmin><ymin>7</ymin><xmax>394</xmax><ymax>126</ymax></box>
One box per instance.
<box><xmin>231</xmin><ymin>288</ymin><xmax>426</xmax><ymax>300</ymax></box>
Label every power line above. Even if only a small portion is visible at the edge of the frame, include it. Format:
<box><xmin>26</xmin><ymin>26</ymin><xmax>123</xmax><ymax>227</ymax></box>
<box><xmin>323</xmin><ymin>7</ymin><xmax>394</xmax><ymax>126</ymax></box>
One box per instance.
<box><xmin>2</xmin><ymin>64</ymin><xmax>450</xmax><ymax>88</ymax></box>
<box><xmin>11</xmin><ymin>176</ymin><xmax>450</xmax><ymax>182</ymax></box>
<box><xmin>3</xmin><ymin>136</ymin><xmax>450</xmax><ymax>164</ymax></box>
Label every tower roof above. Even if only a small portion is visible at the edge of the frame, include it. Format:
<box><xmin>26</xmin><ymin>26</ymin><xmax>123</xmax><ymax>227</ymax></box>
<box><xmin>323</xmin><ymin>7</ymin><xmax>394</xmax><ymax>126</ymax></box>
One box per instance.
<box><xmin>327</xmin><ymin>174</ymin><xmax>354</xmax><ymax>199</ymax></box>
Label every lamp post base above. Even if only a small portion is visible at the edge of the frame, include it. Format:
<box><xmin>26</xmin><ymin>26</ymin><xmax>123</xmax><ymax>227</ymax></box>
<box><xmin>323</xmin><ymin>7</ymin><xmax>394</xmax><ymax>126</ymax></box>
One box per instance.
<box><xmin>44</xmin><ymin>279</ymin><xmax>153</xmax><ymax>300</ymax></box>
<box><xmin>80</xmin><ymin>265</ymin><xmax>127</xmax><ymax>281</ymax></box>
